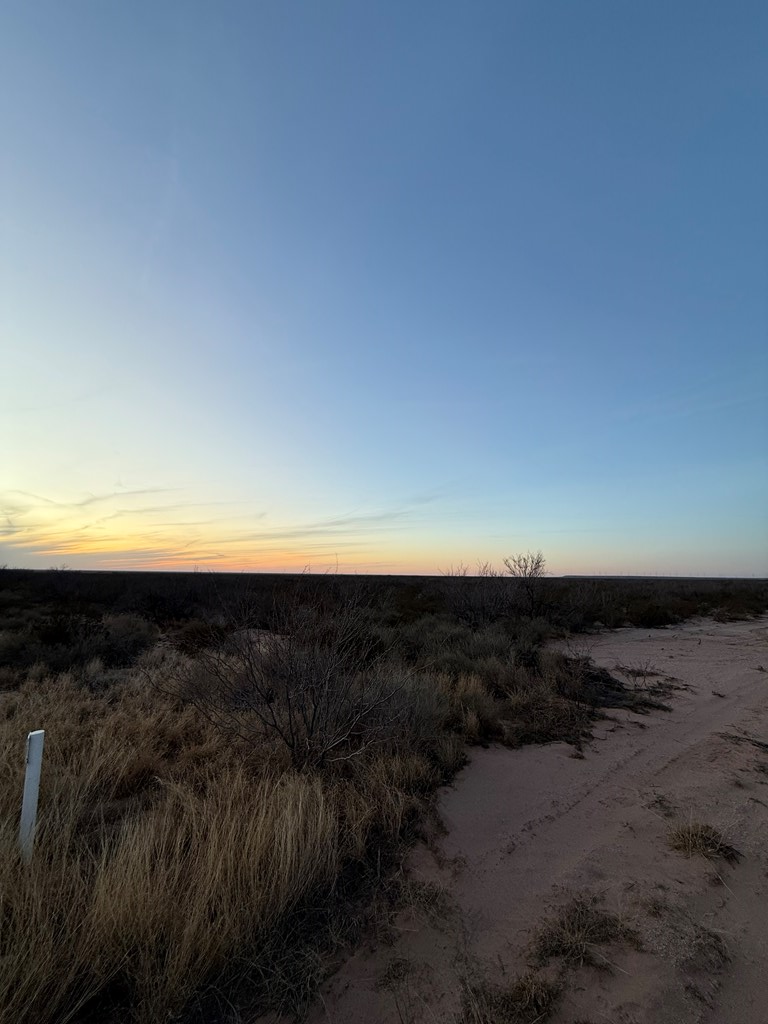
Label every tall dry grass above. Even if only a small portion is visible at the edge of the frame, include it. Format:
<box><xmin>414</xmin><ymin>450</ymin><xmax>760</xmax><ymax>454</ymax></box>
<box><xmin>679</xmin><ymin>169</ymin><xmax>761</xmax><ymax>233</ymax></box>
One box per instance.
<box><xmin>0</xmin><ymin>768</ymin><xmax>354</xmax><ymax>1022</ymax></box>
<box><xmin>0</xmin><ymin>655</ymin><xmax>447</xmax><ymax>1023</ymax></box>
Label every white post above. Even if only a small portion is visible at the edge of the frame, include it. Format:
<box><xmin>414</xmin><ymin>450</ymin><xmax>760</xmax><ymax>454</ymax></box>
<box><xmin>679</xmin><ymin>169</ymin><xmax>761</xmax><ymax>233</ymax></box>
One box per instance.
<box><xmin>19</xmin><ymin>729</ymin><xmax>45</xmax><ymax>864</ymax></box>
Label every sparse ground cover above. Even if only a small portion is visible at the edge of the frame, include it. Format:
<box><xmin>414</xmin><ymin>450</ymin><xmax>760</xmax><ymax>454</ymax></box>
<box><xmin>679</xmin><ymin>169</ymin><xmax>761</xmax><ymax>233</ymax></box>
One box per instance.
<box><xmin>531</xmin><ymin>892</ymin><xmax>641</xmax><ymax>970</ymax></box>
<box><xmin>307</xmin><ymin>614</ymin><xmax>768</xmax><ymax>1024</ymax></box>
<box><xmin>0</xmin><ymin>569</ymin><xmax>766</xmax><ymax>1022</ymax></box>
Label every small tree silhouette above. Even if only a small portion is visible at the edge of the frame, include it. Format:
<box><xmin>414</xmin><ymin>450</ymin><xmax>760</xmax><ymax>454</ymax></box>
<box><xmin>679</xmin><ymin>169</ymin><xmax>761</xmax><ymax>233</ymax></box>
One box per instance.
<box><xmin>503</xmin><ymin>550</ymin><xmax>547</xmax><ymax>616</ymax></box>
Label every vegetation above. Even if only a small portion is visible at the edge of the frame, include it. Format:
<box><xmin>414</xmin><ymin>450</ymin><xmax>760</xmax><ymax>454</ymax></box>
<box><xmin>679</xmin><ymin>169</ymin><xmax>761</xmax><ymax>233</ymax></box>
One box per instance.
<box><xmin>532</xmin><ymin>892</ymin><xmax>640</xmax><ymax>970</ymax></box>
<box><xmin>460</xmin><ymin>971</ymin><xmax>561</xmax><ymax>1024</ymax></box>
<box><xmin>502</xmin><ymin>549</ymin><xmax>548</xmax><ymax>617</ymax></box>
<box><xmin>0</xmin><ymin>565</ymin><xmax>764</xmax><ymax>1022</ymax></box>
<box><xmin>668</xmin><ymin>821</ymin><xmax>742</xmax><ymax>864</ymax></box>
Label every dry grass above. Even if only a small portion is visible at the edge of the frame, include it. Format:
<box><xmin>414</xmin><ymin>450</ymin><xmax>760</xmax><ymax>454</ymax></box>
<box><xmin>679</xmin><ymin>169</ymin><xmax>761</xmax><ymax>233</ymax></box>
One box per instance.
<box><xmin>668</xmin><ymin>821</ymin><xmax>742</xmax><ymax>864</ymax></box>
<box><xmin>532</xmin><ymin>893</ymin><xmax>640</xmax><ymax>970</ymax></box>
<box><xmin>2</xmin><ymin>769</ymin><xmax>344</xmax><ymax>1022</ymax></box>
<box><xmin>2</xmin><ymin>637</ymin><xmax>610</xmax><ymax>1023</ymax></box>
<box><xmin>395</xmin><ymin>877</ymin><xmax>451</xmax><ymax>923</ymax></box>
<box><xmin>460</xmin><ymin>971</ymin><xmax>561</xmax><ymax>1024</ymax></box>
<box><xmin>0</xmin><ymin>582</ymin><xmax>677</xmax><ymax>1023</ymax></box>
<box><xmin>0</xmin><ymin>656</ymin><xmax>438</xmax><ymax>1024</ymax></box>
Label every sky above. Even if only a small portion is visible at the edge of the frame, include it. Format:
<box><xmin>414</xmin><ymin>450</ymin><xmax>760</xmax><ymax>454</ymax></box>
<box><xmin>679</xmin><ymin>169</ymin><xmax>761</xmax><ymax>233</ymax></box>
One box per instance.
<box><xmin>2</xmin><ymin>1</ymin><xmax>766</xmax><ymax>576</ymax></box>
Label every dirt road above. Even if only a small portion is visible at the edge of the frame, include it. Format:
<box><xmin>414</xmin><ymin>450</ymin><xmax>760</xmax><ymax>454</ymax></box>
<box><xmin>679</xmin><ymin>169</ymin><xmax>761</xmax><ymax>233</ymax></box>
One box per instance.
<box><xmin>308</xmin><ymin>615</ymin><xmax>768</xmax><ymax>1024</ymax></box>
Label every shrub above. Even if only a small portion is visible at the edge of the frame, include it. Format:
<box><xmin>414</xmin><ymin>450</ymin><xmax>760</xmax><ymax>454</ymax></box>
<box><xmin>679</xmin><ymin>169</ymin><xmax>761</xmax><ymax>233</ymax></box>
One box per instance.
<box><xmin>501</xmin><ymin>687</ymin><xmax>592</xmax><ymax>747</ymax></box>
<box><xmin>100</xmin><ymin>614</ymin><xmax>158</xmax><ymax>666</ymax></box>
<box><xmin>163</xmin><ymin>595</ymin><xmax>405</xmax><ymax>769</ymax></box>
<box><xmin>450</xmin><ymin>674</ymin><xmax>503</xmax><ymax>741</ymax></box>
<box><xmin>503</xmin><ymin>550</ymin><xmax>547</xmax><ymax>617</ymax></box>
<box><xmin>168</xmin><ymin>618</ymin><xmax>228</xmax><ymax>654</ymax></box>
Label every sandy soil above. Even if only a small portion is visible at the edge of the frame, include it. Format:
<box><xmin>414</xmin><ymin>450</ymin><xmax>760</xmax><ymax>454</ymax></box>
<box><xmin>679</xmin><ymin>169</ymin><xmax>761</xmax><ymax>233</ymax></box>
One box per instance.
<box><xmin>305</xmin><ymin>615</ymin><xmax>768</xmax><ymax>1024</ymax></box>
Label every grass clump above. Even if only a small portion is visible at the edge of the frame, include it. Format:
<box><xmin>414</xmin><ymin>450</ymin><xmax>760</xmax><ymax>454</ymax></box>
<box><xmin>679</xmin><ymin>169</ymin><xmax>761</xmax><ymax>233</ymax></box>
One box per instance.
<box><xmin>532</xmin><ymin>893</ymin><xmax>640</xmax><ymax>970</ymax></box>
<box><xmin>668</xmin><ymin>822</ymin><xmax>742</xmax><ymax>864</ymax></box>
<box><xmin>460</xmin><ymin>971</ymin><xmax>561</xmax><ymax>1024</ymax></box>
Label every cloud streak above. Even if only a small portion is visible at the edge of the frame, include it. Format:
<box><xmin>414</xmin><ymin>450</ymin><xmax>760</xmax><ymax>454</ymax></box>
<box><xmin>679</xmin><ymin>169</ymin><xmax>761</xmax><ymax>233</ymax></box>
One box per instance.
<box><xmin>0</xmin><ymin>486</ymin><xmax>438</xmax><ymax>571</ymax></box>
<box><xmin>7</xmin><ymin>488</ymin><xmax>179</xmax><ymax>509</ymax></box>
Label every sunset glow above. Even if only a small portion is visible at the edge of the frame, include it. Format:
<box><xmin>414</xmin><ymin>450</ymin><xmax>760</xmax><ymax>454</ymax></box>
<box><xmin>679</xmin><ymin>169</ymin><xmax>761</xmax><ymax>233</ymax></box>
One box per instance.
<box><xmin>2</xmin><ymin>2</ymin><xmax>766</xmax><ymax>576</ymax></box>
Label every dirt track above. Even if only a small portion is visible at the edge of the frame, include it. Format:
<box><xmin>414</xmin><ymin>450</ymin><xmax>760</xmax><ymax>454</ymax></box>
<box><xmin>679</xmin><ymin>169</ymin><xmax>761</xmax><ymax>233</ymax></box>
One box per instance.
<box><xmin>307</xmin><ymin>616</ymin><xmax>768</xmax><ymax>1024</ymax></box>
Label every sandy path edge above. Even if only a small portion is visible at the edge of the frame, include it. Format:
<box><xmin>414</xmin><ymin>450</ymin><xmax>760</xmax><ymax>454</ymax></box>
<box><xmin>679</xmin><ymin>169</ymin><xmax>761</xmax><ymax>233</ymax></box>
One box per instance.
<box><xmin>300</xmin><ymin>616</ymin><xmax>768</xmax><ymax>1024</ymax></box>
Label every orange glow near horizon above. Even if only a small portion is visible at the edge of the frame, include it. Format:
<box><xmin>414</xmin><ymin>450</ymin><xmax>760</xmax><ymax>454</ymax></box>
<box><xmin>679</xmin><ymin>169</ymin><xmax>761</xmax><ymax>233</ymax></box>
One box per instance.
<box><xmin>3</xmin><ymin>491</ymin><xmax>763</xmax><ymax>578</ymax></box>
<box><xmin>3</xmin><ymin>502</ymin><xmax>443</xmax><ymax>573</ymax></box>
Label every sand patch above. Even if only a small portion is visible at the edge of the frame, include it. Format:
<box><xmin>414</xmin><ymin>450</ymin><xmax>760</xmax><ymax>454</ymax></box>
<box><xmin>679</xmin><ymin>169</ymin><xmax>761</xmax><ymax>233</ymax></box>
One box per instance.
<box><xmin>299</xmin><ymin>616</ymin><xmax>768</xmax><ymax>1024</ymax></box>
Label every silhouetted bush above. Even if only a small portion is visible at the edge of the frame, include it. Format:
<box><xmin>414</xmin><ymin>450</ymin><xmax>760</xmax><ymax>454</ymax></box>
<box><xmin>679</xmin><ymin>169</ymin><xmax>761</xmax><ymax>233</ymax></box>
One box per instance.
<box><xmin>100</xmin><ymin>614</ymin><xmax>158</xmax><ymax>666</ymax></box>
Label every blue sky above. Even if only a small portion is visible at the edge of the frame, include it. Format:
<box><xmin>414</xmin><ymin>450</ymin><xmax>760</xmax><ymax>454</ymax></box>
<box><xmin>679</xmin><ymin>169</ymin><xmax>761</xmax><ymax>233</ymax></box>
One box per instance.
<box><xmin>2</xmin><ymin>1</ymin><xmax>766</xmax><ymax>575</ymax></box>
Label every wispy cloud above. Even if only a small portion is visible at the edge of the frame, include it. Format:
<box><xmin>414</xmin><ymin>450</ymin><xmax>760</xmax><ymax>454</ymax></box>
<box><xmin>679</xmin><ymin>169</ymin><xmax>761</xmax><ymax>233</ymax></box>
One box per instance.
<box><xmin>612</xmin><ymin>367</ymin><xmax>768</xmax><ymax>426</ymax></box>
<box><xmin>92</xmin><ymin>501</ymin><xmax>261</xmax><ymax>525</ymax></box>
<box><xmin>7</xmin><ymin>488</ymin><xmax>179</xmax><ymax>509</ymax></box>
<box><xmin>0</xmin><ymin>487</ymin><xmax>440</xmax><ymax>571</ymax></box>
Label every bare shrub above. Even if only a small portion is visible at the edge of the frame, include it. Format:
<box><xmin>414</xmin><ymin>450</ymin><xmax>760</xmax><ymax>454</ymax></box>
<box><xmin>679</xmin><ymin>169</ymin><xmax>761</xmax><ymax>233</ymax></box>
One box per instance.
<box><xmin>440</xmin><ymin>562</ymin><xmax>470</xmax><ymax>576</ymax></box>
<box><xmin>476</xmin><ymin>561</ymin><xmax>503</xmax><ymax>577</ymax></box>
<box><xmin>436</xmin><ymin>576</ymin><xmax>512</xmax><ymax>627</ymax></box>
<box><xmin>162</xmin><ymin>591</ymin><xmax>404</xmax><ymax>768</ymax></box>
<box><xmin>503</xmin><ymin>550</ymin><xmax>547</xmax><ymax>617</ymax></box>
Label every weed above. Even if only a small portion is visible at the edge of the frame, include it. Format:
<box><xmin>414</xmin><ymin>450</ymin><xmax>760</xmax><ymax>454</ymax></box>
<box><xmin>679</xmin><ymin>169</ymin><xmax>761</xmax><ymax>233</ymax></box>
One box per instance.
<box><xmin>460</xmin><ymin>971</ymin><xmax>561</xmax><ymax>1024</ymax></box>
<box><xmin>668</xmin><ymin>822</ymin><xmax>742</xmax><ymax>864</ymax></box>
<box><xmin>532</xmin><ymin>893</ymin><xmax>640</xmax><ymax>970</ymax></box>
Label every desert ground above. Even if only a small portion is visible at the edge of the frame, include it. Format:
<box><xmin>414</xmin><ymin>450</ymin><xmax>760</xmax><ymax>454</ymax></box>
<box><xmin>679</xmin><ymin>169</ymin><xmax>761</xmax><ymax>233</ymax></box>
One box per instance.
<box><xmin>3</xmin><ymin>571</ymin><xmax>767</xmax><ymax>1023</ymax></box>
<box><xmin>305</xmin><ymin>615</ymin><xmax>768</xmax><ymax>1024</ymax></box>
